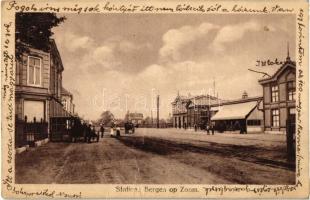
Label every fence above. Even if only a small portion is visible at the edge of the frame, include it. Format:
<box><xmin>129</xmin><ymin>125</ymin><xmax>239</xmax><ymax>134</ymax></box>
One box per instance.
<box><xmin>15</xmin><ymin>116</ymin><xmax>48</xmax><ymax>148</ymax></box>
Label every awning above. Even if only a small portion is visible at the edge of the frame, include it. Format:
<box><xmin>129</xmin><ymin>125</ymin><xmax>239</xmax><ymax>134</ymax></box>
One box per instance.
<box><xmin>211</xmin><ymin>101</ymin><xmax>257</xmax><ymax>121</ymax></box>
<box><xmin>210</xmin><ymin>106</ymin><xmax>219</xmax><ymax>111</ymax></box>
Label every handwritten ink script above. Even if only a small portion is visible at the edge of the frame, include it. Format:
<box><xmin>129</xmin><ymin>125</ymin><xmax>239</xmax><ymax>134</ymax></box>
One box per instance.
<box><xmin>2</xmin><ymin>21</ymin><xmax>14</xmax><ymax>198</ymax></box>
<box><xmin>6</xmin><ymin>1</ymin><xmax>295</xmax><ymax>14</ymax></box>
<box><xmin>203</xmin><ymin>181</ymin><xmax>302</xmax><ymax>196</ymax></box>
<box><xmin>296</xmin><ymin>8</ymin><xmax>305</xmax><ymax>183</ymax></box>
<box><xmin>1</xmin><ymin>0</ymin><xmax>307</xmax><ymax>198</ymax></box>
<box><xmin>256</xmin><ymin>58</ymin><xmax>285</xmax><ymax>67</ymax></box>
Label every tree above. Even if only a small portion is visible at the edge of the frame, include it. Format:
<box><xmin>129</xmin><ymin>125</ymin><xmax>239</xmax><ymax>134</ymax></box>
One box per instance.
<box><xmin>15</xmin><ymin>13</ymin><xmax>66</xmax><ymax>60</ymax></box>
<box><xmin>97</xmin><ymin>111</ymin><xmax>115</xmax><ymax>126</ymax></box>
<box><xmin>143</xmin><ymin>116</ymin><xmax>152</xmax><ymax>125</ymax></box>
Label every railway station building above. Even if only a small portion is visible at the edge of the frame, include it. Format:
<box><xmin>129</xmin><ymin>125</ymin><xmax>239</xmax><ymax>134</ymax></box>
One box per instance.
<box><xmin>258</xmin><ymin>55</ymin><xmax>296</xmax><ymax>134</ymax></box>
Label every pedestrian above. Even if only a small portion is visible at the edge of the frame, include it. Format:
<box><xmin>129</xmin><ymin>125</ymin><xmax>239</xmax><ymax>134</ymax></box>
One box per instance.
<box><xmin>194</xmin><ymin>124</ymin><xmax>197</xmax><ymax>132</ymax></box>
<box><xmin>83</xmin><ymin>123</ymin><xmax>88</xmax><ymax>142</ymax></box>
<box><xmin>206</xmin><ymin>124</ymin><xmax>210</xmax><ymax>135</ymax></box>
<box><xmin>100</xmin><ymin>124</ymin><xmax>105</xmax><ymax>138</ymax></box>
<box><xmin>211</xmin><ymin>122</ymin><xmax>215</xmax><ymax>135</ymax></box>
<box><xmin>87</xmin><ymin>124</ymin><xmax>92</xmax><ymax>143</ymax></box>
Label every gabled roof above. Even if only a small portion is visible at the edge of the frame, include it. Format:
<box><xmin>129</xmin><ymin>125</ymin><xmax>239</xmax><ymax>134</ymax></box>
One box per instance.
<box><xmin>171</xmin><ymin>95</ymin><xmax>190</xmax><ymax>105</ymax></box>
<box><xmin>258</xmin><ymin>60</ymin><xmax>296</xmax><ymax>84</ymax></box>
<box><xmin>187</xmin><ymin>95</ymin><xmax>220</xmax><ymax>108</ymax></box>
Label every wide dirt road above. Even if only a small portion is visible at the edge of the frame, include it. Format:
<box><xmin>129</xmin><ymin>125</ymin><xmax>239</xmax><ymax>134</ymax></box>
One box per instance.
<box><xmin>15</xmin><ymin>128</ymin><xmax>295</xmax><ymax>184</ymax></box>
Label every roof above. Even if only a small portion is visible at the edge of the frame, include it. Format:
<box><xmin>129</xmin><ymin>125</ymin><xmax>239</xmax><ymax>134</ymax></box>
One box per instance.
<box><xmin>172</xmin><ymin>95</ymin><xmax>190</xmax><ymax>104</ymax></box>
<box><xmin>210</xmin><ymin>96</ymin><xmax>262</xmax><ymax>107</ymax></box>
<box><xmin>49</xmin><ymin>39</ymin><xmax>64</xmax><ymax>71</ymax></box>
<box><xmin>173</xmin><ymin>94</ymin><xmax>220</xmax><ymax>106</ymax></box>
<box><xmin>187</xmin><ymin>96</ymin><xmax>220</xmax><ymax>108</ymax></box>
<box><xmin>211</xmin><ymin>101</ymin><xmax>257</xmax><ymax>121</ymax></box>
<box><xmin>258</xmin><ymin>60</ymin><xmax>296</xmax><ymax>84</ymax></box>
<box><xmin>210</xmin><ymin>107</ymin><xmax>219</xmax><ymax>111</ymax></box>
<box><xmin>61</xmin><ymin>87</ymin><xmax>72</xmax><ymax>96</ymax></box>
<box><xmin>127</xmin><ymin>113</ymin><xmax>143</xmax><ymax>119</ymax></box>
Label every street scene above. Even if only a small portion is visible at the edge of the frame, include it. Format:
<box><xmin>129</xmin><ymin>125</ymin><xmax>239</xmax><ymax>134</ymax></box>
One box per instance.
<box><xmin>14</xmin><ymin>13</ymin><xmax>296</xmax><ymax>185</ymax></box>
<box><xmin>16</xmin><ymin>128</ymin><xmax>294</xmax><ymax>184</ymax></box>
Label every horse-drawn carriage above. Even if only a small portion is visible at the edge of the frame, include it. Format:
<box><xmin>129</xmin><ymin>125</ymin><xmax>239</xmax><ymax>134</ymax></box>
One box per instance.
<box><xmin>50</xmin><ymin>116</ymin><xmax>99</xmax><ymax>143</ymax></box>
<box><xmin>124</xmin><ymin>122</ymin><xmax>135</xmax><ymax>134</ymax></box>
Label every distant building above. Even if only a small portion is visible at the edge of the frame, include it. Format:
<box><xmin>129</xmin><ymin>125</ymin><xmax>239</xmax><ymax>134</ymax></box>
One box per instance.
<box><xmin>171</xmin><ymin>91</ymin><xmax>263</xmax><ymax>133</ymax></box>
<box><xmin>61</xmin><ymin>87</ymin><xmax>75</xmax><ymax>116</ymax></box>
<box><xmin>211</xmin><ymin>96</ymin><xmax>263</xmax><ymax>133</ymax></box>
<box><xmin>171</xmin><ymin>93</ymin><xmax>191</xmax><ymax>128</ymax></box>
<box><xmin>125</xmin><ymin>112</ymin><xmax>143</xmax><ymax>126</ymax></box>
<box><xmin>258</xmin><ymin>55</ymin><xmax>296</xmax><ymax>133</ymax></box>
<box><xmin>186</xmin><ymin>95</ymin><xmax>219</xmax><ymax>129</ymax></box>
<box><xmin>171</xmin><ymin>93</ymin><xmax>220</xmax><ymax>129</ymax></box>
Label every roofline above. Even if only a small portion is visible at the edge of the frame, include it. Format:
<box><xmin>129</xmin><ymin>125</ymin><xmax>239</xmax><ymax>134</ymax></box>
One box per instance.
<box><xmin>258</xmin><ymin>61</ymin><xmax>296</xmax><ymax>84</ymax></box>
<box><xmin>50</xmin><ymin>39</ymin><xmax>64</xmax><ymax>72</ymax></box>
<box><xmin>210</xmin><ymin>96</ymin><xmax>262</xmax><ymax>107</ymax></box>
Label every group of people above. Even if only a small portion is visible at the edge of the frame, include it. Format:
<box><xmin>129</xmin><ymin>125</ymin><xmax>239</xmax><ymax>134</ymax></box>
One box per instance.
<box><xmin>81</xmin><ymin>123</ymin><xmax>99</xmax><ymax>143</ymax></box>
<box><xmin>181</xmin><ymin>123</ymin><xmax>215</xmax><ymax>135</ymax></box>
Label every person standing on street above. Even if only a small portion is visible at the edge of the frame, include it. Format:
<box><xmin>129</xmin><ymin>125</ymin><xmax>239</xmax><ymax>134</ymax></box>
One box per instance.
<box><xmin>100</xmin><ymin>124</ymin><xmax>105</xmax><ymax>138</ymax></box>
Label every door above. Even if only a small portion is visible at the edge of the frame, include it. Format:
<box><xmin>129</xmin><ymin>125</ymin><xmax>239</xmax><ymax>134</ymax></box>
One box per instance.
<box><xmin>286</xmin><ymin>107</ymin><xmax>296</xmax><ymax>161</ymax></box>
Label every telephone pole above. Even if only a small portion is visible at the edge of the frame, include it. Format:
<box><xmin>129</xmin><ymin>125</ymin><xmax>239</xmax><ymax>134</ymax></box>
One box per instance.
<box><xmin>157</xmin><ymin>95</ymin><xmax>159</xmax><ymax>128</ymax></box>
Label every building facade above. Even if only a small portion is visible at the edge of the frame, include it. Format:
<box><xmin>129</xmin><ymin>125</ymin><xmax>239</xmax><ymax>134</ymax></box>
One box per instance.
<box><xmin>258</xmin><ymin>56</ymin><xmax>296</xmax><ymax>133</ymax></box>
<box><xmin>211</xmin><ymin>96</ymin><xmax>263</xmax><ymax>133</ymax></box>
<box><xmin>186</xmin><ymin>95</ymin><xmax>219</xmax><ymax>129</ymax></box>
<box><xmin>15</xmin><ymin>40</ymin><xmax>69</xmax><ymax>147</ymax></box>
<box><xmin>61</xmin><ymin>87</ymin><xmax>75</xmax><ymax>116</ymax></box>
<box><xmin>15</xmin><ymin>45</ymin><xmax>51</xmax><ymax>123</ymax></box>
<box><xmin>171</xmin><ymin>94</ymin><xmax>190</xmax><ymax>128</ymax></box>
<box><xmin>125</xmin><ymin>112</ymin><xmax>144</xmax><ymax>126</ymax></box>
<box><xmin>171</xmin><ymin>94</ymin><xmax>220</xmax><ymax>129</ymax></box>
<box><xmin>49</xmin><ymin>39</ymin><xmax>67</xmax><ymax>118</ymax></box>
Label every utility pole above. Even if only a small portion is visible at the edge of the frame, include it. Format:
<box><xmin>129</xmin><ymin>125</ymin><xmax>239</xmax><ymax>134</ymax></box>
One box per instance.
<box><xmin>213</xmin><ymin>77</ymin><xmax>216</xmax><ymax>97</ymax></box>
<box><xmin>157</xmin><ymin>95</ymin><xmax>159</xmax><ymax>128</ymax></box>
<box><xmin>151</xmin><ymin>109</ymin><xmax>153</xmax><ymax>128</ymax></box>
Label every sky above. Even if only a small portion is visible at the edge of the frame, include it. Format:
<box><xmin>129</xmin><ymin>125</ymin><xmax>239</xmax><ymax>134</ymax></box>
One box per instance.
<box><xmin>52</xmin><ymin>14</ymin><xmax>295</xmax><ymax>120</ymax></box>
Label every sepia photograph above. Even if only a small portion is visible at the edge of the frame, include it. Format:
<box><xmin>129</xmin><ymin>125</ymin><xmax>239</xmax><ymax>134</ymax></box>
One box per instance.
<box><xmin>1</xmin><ymin>0</ymin><xmax>308</xmax><ymax>198</ymax></box>
<box><xmin>14</xmin><ymin>12</ymin><xmax>297</xmax><ymax>184</ymax></box>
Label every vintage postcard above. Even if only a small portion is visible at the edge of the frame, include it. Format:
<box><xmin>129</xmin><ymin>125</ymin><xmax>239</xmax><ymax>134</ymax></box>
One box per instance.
<box><xmin>1</xmin><ymin>0</ymin><xmax>309</xmax><ymax>198</ymax></box>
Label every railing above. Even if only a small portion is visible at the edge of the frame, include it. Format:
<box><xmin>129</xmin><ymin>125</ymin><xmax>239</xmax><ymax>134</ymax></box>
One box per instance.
<box><xmin>15</xmin><ymin>116</ymin><xmax>48</xmax><ymax>148</ymax></box>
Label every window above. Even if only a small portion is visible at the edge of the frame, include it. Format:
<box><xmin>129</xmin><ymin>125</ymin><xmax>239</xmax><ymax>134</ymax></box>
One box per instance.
<box><xmin>247</xmin><ymin>120</ymin><xmax>261</xmax><ymax>126</ymax></box>
<box><xmin>24</xmin><ymin>100</ymin><xmax>44</xmax><ymax>122</ymax></box>
<box><xmin>289</xmin><ymin>107</ymin><xmax>295</xmax><ymax>115</ymax></box>
<box><xmin>271</xmin><ymin>85</ymin><xmax>279</xmax><ymax>102</ymax></box>
<box><xmin>287</xmin><ymin>81</ymin><xmax>296</xmax><ymax>101</ymax></box>
<box><xmin>27</xmin><ymin>56</ymin><xmax>41</xmax><ymax>86</ymax></box>
<box><xmin>62</xmin><ymin>99</ymin><xmax>67</xmax><ymax>110</ymax></box>
<box><xmin>271</xmin><ymin>109</ymin><xmax>280</xmax><ymax>127</ymax></box>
